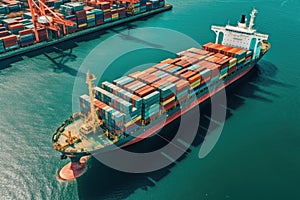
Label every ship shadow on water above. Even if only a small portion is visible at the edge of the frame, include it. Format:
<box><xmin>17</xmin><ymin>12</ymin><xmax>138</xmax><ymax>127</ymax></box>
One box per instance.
<box><xmin>76</xmin><ymin>60</ymin><xmax>289</xmax><ymax>200</ymax></box>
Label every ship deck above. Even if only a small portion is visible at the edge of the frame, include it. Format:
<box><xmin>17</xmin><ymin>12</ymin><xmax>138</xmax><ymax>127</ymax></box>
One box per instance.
<box><xmin>56</xmin><ymin>118</ymin><xmax>113</xmax><ymax>153</ymax></box>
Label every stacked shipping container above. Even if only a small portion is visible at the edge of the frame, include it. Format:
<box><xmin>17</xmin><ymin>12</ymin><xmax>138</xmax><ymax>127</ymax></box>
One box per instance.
<box><xmin>79</xmin><ymin>42</ymin><xmax>253</xmax><ymax>138</ymax></box>
<box><xmin>0</xmin><ymin>0</ymin><xmax>167</xmax><ymax>54</ymax></box>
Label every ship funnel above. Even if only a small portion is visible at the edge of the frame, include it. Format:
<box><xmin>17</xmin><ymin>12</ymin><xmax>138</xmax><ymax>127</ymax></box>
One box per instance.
<box><xmin>240</xmin><ymin>14</ymin><xmax>246</xmax><ymax>23</ymax></box>
<box><xmin>238</xmin><ymin>14</ymin><xmax>247</xmax><ymax>28</ymax></box>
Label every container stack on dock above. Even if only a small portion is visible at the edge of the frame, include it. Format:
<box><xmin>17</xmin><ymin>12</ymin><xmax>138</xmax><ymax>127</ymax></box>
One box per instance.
<box><xmin>91</xmin><ymin>9</ymin><xmax>104</xmax><ymax>25</ymax></box>
<box><xmin>140</xmin><ymin>0</ymin><xmax>147</xmax><ymax>13</ymax></box>
<box><xmin>111</xmin><ymin>8</ymin><xmax>118</xmax><ymax>21</ymax></box>
<box><xmin>0</xmin><ymin>36</ymin><xmax>5</xmax><ymax>53</ymax></box>
<box><xmin>19</xmin><ymin>29</ymin><xmax>35</xmax><ymax>47</ymax></box>
<box><xmin>0</xmin><ymin>0</ymin><xmax>168</xmax><ymax>54</ymax></box>
<box><xmin>98</xmin><ymin>2</ymin><xmax>111</xmax><ymax>23</ymax></box>
<box><xmin>0</xmin><ymin>0</ymin><xmax>21</xmax><ymax>14</ymax></box>
<box><xmin>1</xmin><ymin>34</ymin><xmax>18</xmax><ymax>51</ymax></box>
<box><xmin>86</xmin><ymin>10</ymin><xmax>96</xmax><ymax>27</ymax></box>
<box><xmin>37</xmin><ymin>28</ymin><xmax>48</xmax><ymax>41</ymax></box>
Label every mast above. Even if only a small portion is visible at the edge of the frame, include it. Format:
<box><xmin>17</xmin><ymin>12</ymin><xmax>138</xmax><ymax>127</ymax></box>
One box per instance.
<box><xmin>86</xmin><ymin>71</ymin><xmax>98</xmax><ymax>133</ymax></box>
<box><xmin>248</xmin><ymin>8</ymin><xmax>258</xmax><ymax>30</ymax></box>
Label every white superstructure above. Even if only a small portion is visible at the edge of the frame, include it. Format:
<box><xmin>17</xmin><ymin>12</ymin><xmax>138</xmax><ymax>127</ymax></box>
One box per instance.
<box><xmin>211</xmin><ymin>9</ymin><xmax>269</xmax><ymax>59</ymax></box>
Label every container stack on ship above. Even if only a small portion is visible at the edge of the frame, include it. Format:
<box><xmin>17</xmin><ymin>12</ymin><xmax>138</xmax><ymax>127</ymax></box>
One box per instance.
<box><xmin>0</xmin><ymin>0</ymin><xmax>170</xmax><ymax>57</ymax></box>
<box><xmin>52</xmin><ymin>9</ymin><xmax>270</xmax><ymax>180</ymax></box>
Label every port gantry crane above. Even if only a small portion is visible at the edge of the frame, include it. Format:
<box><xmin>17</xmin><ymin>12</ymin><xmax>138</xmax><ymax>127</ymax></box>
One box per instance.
<box><xmin>27</xmin><ymin>0</ymin><xmax>76</xmax><ymax>42</ymax></box>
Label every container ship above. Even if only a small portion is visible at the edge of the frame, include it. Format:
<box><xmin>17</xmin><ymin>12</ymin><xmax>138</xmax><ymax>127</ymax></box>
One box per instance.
<box><xmin>52</xmin><ymin>9</ymin><xmax>270</xmax><ymax>180</ymax></box>
<box><xmin>0</xmin><ymin>0</ymin><xmax>171</xmax><ymax>60</ymax></box>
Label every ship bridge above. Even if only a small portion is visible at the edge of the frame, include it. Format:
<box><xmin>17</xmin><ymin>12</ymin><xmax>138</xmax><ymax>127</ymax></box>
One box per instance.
<box><xmin>211</xmin><ymin>9</ymin><xmax>269</xmax><ymax>59</ymax></box>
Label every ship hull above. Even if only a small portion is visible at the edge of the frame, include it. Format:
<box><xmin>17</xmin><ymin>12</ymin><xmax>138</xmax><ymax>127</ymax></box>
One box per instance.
<box><xmin>59</xmin><ymin>56</ymin><xmax>262</xmax><ymax>160</ymax></box>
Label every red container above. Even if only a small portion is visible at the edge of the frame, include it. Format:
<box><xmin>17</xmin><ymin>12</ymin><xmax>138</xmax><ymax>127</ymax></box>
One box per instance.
<box><xmin>160</xmin><ymin>58</ymin><xmax>174</xmax><ymax>64</ymax></box>
<box><xmin>228</xmin><ymin>65</ymin><xmax>237</xmax><ymax>74</ymax></box>
<box><xmin>173</xmin><ymin>79</ymin><xmax>189</xmax><ymax>92</ymax></box>
<box><xmin>175</xmin><ymin>59</ymin><xmax>191</xmax><ymax>68</ymax></box>
<box><xmin>202</xmin><ymin>42</ymin><xmax>215</xmax><ymax>50</ymax></box>
<box><xmin>186</xmin><ymin>57</ymin><xmax>198</xmax><ymax>65</ymax></box>
<box><xmin>123</xmin><ymin>80</ymin><xmax>140</xmax><ymax>89</ymax></box>
<box><xmin>174</xmin><ymin>68</ymin><xmax>188</xmax><ymax>76</ymax></box>
<box><xmin>144</xmin><ymin>67</ymin><xmax>157</xmax><ymax>74</ymax></box>
<box><xmin>142</xmin><ymin>74</ymin><xmax>160</xmax><ymax>84</ymax></box>
<box><xmin>103</xmin><ymin>11</ymin><xmax>112</xmax><ymax>19</ymax></box>
<box><xmin>96</xmin><ymin>19</ymin><xmax>104</xmax><ymax>25</ymax></box>
<box><xmin>171</xmin><ymin>58</ymin><xmax>181</xmax><ymax>64</ymax></box>
<box><xmin>137</xmin><ymin>72</ymin><xmax>150</xmax><ymax>80</ymax></box>
<box><xmin>84</xmin><ymin>6</ymin><xmax>95</xmax><ymax>11</ymax></box>
<box><xmin>151</xmin><ymin>79</ymin><xmax>169</xmax><ymax>89</ymax></box>
<box><xmin>0</xmin><ymin>31</ymin><xmax>10</xmax><ymax>37</ymax></box>
<box><xmin>98</xmin><ymin>2</ymin><xmax>110</xmax><ymax>10</ymax></box>
<box><xmin>162</xmin><ymin>93</ymin><xmax>175</xmax><ymax>102</ymax></box>
<box><xmin>8</xmin><ymin>23</ymin><xmax>24</xmax><ymax>30</ymax></box>
<box><xmin>144</xmin><ymin>113</ymin><xmax>159</xmax><ymax>124</ymax></box>
<box><xmin>214</xmin><ymin>53</ymin><xmax>226</xmax><ymax>58</ymax></box>
<box><xmin>135</xmin><ymin>85</ymin><xmax>155</xmax><ymax>97</ymax></box>
<box><xmin>188</xmin><ymin>48</ymin><xmax>210</xmax><ymax>55</ymax></box>
<box><xmin>75</xmin><ymin>10</ymin><xmax>87</xmax><ymax>19</ymax></box>
<box><xmin>245</xmin><ymin>55</ymin><xmax>252</xmax><ymax>61</ymax></box>
<box><xmin>163</xmin><ymin>100</ymin><xmax>175</xmax><ymax>111</ymax></box>
<box><xmin>111</xmin><ymin>9</ymin><xmax>118</xmax><ymax>14</ymax></box>
<box><xmin>1</xmin><ymin>35</ymin><xmax>18</xmax><ymax>47</ymax></box>
<box><xmin>19</xmin><ymin>29</ymin><xmax>34</xmax><ymax>36</ymax></box>
<box><xmin>180</xmin><ymin>70</ymin><xmax>197</xmax><ymax>80</ymax></box>
<box><xmin>164</xmin><ymin>75</ymin><xmax>178</xmax><ymax>83</ymax></box>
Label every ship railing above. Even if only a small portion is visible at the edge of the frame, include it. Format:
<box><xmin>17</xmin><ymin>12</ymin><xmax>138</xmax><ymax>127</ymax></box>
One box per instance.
<box><xmin>254</xmin><ymin>32</ymin><xmax>269</xmax><ymax>39</ymax></box>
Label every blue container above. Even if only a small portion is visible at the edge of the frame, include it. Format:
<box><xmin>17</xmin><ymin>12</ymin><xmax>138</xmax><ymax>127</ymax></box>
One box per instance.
<box><xmin>156</xmin><ymin>63</ymin><xmax>169</xmax><ymax>70</ymax></box>
<box><xmin>104</xmin><ymin>18</ymin><xmax>112</xmax><ymax>23</ymax></box>
<box><xmin>0</xmin><ymin>5</ymin><xmax>9</xmax><ymax>14</ymax></box>
<box><xmin>220</xmin><ymin>67</ymin><xmax>228</xmax><ymax>75</ymax></box>
<box><xmin>5</xmin><ymin>44</ymin><xmax>19</xmax><ymax>51</ymax></box>
<box><xmin>0</xmin><ymin>40</ymin><xmax>5</xmax><ymax>53</ymax></box>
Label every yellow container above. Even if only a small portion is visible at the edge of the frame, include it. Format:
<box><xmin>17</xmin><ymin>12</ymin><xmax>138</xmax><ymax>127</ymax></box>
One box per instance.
<box><xmin>125</xmin><ymin>115</ymin><xmax>142</xmax><ymax>127</ymax></box>
<box><xmin>87</xmin><ymin>15</ymin><xmax>95</xmax><ymax>20</ymax></box>
<box><xmin>162</xmin><ymin>96</ymin><xmax>175</xmax><ymax>106</ymax></box>
<box><xmin>103</xmin><ymin>9</ymin><xmax>111</xmax><ymax>13</ymax></box>
<box><xmin>78</xmin><ymin>23</ymin><xmax>87</xmax><ymax>28</ymax></box>
<box><xmin>219</xmin><ymin>73</ymin><xmax>228</xmax><ymax>80</ymax></box>
<box><xmin>112</xmin><ymin>13</ymin><xmax>119</xmax><ymax>19</ymax></box>
<box><xmin>229</xmin><ymin>62</ymin><xmax>236</xmax><ymax>68</ymax></box>
<box><xmin>190</xmin><ymin>80</ymin><xmax>201</xmax><ymax>89</ymax></box>
<box><xmin>238</xmin><ymin>57</ymin><xmax>245</xmax><ymax>63</ymax></box>
<box><xmin>229</xmin><ymin>58</ymin><xmax>237</xmax><ymax>64</ymax></box>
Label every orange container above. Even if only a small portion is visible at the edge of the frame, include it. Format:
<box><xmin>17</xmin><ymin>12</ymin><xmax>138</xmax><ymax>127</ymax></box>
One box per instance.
<box><xmin>188</xmin><ymin>74</ymin><xmax>201</xmax><ymax>83</ymax></box>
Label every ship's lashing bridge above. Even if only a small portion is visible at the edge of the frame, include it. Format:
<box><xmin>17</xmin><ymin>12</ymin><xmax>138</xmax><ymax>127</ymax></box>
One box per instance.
<box><xmin>211</xmin><ymin>9</ymin><xmax>269</xmax><ymax>59</ymax></box>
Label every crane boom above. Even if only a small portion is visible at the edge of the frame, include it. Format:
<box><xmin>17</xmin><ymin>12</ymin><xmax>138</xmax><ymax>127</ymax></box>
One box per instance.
<box><xmin>27</xmin><ymin>0</ymin><xmax>76</xmax><ymax>42</ymax></box>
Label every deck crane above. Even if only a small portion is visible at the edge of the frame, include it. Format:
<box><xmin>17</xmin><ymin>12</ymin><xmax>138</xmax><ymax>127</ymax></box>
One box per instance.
<box><xmin>27</xmin><ymin>0</ymin><xmax>76</xmax><ymax>42</ymax></box>
<box><xmin>62</xmin><ymin>131</ymin><xmax>79</xmax><ymax>145</ymax></box>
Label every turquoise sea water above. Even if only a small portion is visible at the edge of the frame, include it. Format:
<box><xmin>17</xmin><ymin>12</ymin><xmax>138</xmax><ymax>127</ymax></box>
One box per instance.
<box><xmin>0</xmin><ymin>0</ymin><xmax>300</xmax><ymax>199</ymax></box>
